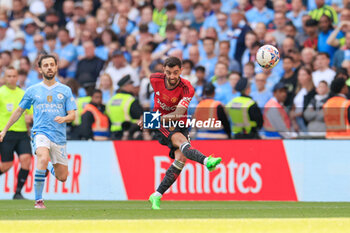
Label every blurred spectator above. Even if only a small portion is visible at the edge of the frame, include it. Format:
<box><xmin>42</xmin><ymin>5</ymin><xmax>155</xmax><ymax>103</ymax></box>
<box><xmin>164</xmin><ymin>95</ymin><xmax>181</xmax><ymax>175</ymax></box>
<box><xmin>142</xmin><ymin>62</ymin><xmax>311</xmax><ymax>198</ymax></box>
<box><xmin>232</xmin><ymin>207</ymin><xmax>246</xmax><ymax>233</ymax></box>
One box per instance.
<box><xmin>304</xmin><ymin>80</ymin><xmax>329</xmax><ymax>134</ymax></box>
<box><xmin>323</xmin><ymin>78</ymin><xmax>350</xmax><ymax>139</ymax></box>
<box><xmin>250</xmin><ymin>72</ymin><xmax>273</xmax><ymax>109</ymax></box>
<box><xmin>227</xmin><ymin>72</ymin><xmax>241</xmax><ymax>101</ymax></box>
<box><xmin>98</xmin><ymin>73</ymin><xmax>115</xmax><ymax>105</ymax></box>
<box><xmin>241</xmin><ymin>31</ymin><xmax>258</xmax><ymax>67</ymax></box>
<box><xmin>57</xmin><ymin>28</ymin><xmax>77</xmax><ymax>78</ymax></box>
<box><xmin>183</xmin><ymin>28</ymin><xmax>205</xmax><ymax>60</ymax></box>
<box><xmin>230</xmin><ymin>10</ymin><xmax>252</xmax><ymax>63</ymax></box>
<box><xmin>226</xmin><ymin>78</ymin><xmax>263</xmax><ymax>139</ymax></box>
<box><xmin>290</xmin><ymin>66</ymin><xmax>316</xmax><ymax>132</ymax></box>
<box><xmin>202</xmin><ymin>0</ymin><xmax>224</xmax><ymax>31</ymax></box>
<box><xmin>104</xmin><ymin>50</ymin><xmax>140</xmax><ymax>90</ymax></box>
<box><xmin>212</xmin><ymin>62</ymin><xmax>232</xmax><ymax>104</ymax></box>
<box><xmin>301</xmin><ymin>47</ymin><xmax>316</xmax><ymax>70</ymax></box>
<box><xmin>270</xmin><ymin>12</ymin><xmax>287</xmax><ymax>47</ymax></box>
<box><xmin>317</xmin><ymin>15</ymin><xmax>338</xmax><ymax>61</ymax></box>
<box><xmin>134</xmin><ymin>6</ymin><xmax>159</xmax><ymax>35</ymax></box>
<box><xmin>17</xmin><ymin>69</ymin><xmax>28</xmax><ymax>90</ymax></box>
<box><xmin>303</xmin><ymin>19</ymin><xmax>319</xmax><ymax>49</ymax></box>
<box><xmin>190</xmin><ymin>65</ymin><xmax>207</xmax><ymax>106</ymax></box>
<box><xmin>309</xmin><ymin>0</ymin><xmax>338</xmax><ymax>23</ymax></box>
<box><xmin>181</xmin><ymin>59</ymin><xmax>197</xmax><ymax>85</ymax></box>
<box><xmin>286</xmin><ymin>0</ymin><xmax>307</xmax><ymax>33</ymax></box>
<box><xmin>28</xmin><ymin>34</ymin><xmax>45</xmax><ymax>63</ymax></box>
<box><xmin>191</xmin><ymin>2</ymin><xmax>205</xmax><ymax>31</ymax></box>
<box><xmin>245</xmin><ymin>0</ymin><xmax>274</xmax><ymax>27</ymax></box>
<box><xmin>198</xmin><ymin>37</ymin><xmax>218</xmax><ymax>80</ymax></box>
<box><xmin>312</xmin><ymin>52</ymin><xmax>335</xmax><ymax>86</ymax></box>
<box><xmin>243</xmin><ymin>62</ymin><xmax>255</xmax><ymax>82</ymax></box>
<box><xmin>333</xmin><ymin>32</ymin><xmax>350</xmax><ymax>69</ymax></box>
<box><xmin>254</xmin><ymin>22</ymin><xmax>267</xmax><ymax>43</ymax></box>
<box><xmin>263</xmin><ymin>82</ymin><xmax>297</xmax><ymax>138</ymax></box>
<box><xmin>188</xmin><ymin>45</ymin><xmax>200</xmax><ymax>66</ymax></box>
<box><xmin>153</xmin><ymin>0</ymin><xmax>167</xmax><ymax>27</ymax></box>
<box><xmin>152</xmin><ymin>24</ymin><xmax>183</xmax><ymax>60</ymax></box>
<box><xmin>280</xmin><ymin>56</ymin><xmax>298</xmax><ymax>110</ymax></box>
<box><xmin>106</xmin><ymin>75</ymin><xmax>143</xmax><ymax>140</ymax></box>
<box><xmin>176</xmin><ymin>0</ymin><xmax>194</xmax><ymax>23</ymax></box>
<box><xmin>76</xmin><ymin>41</ymin><xmax>104</xmax><ymax>86</ymax></box>
<box><xmin>78</xmin><ymin>89</ymin><xmax>110</xmax><ymax>140</ymax></box>
<box><xmin>19</xmin><ymin>56</ymin><xmax>40</xmax><ymax>88</ymax></box>
<box><xmin>194</xmin><ymin>82</ymin><xmax>231</xmax><ymax>139</ymax></box>
<box><xmin>295</xmin><ymin>14</ymin><xmax>312</xmax><ymax>46</ymax></box>
<box><xmin>0</xmin><ymin>20</ymin><xmax>13</xmax><ymax>51</ymax></box>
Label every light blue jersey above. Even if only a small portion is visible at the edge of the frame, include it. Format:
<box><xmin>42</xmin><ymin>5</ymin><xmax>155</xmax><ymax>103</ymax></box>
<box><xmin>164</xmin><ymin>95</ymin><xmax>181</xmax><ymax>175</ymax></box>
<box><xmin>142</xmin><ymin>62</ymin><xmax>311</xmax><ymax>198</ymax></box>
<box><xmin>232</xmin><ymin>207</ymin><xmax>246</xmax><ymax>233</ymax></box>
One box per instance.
<box><xmin>19</xmin><ymin>82</ymin><xmax>77</xmax><ymax>145</ymax></box>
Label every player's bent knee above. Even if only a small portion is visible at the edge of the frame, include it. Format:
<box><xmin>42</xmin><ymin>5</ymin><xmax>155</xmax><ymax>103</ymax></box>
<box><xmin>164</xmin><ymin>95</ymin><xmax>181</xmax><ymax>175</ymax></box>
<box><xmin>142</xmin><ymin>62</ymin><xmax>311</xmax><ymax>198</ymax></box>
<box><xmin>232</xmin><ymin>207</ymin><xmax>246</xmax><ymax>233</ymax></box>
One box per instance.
<box><xmin>20</xmin><ymin>154</ymin><xmax>32</xmax><ymax>168</ymax></box>
<box><xmin>171</xmin><ymin>133</ymin><xmax>188</xmax><ymax>148</ymax></box>
<box><xmin>0</xmin><ymin>162</ymin><xmax>13</xmax><ymax>173</ymax></box>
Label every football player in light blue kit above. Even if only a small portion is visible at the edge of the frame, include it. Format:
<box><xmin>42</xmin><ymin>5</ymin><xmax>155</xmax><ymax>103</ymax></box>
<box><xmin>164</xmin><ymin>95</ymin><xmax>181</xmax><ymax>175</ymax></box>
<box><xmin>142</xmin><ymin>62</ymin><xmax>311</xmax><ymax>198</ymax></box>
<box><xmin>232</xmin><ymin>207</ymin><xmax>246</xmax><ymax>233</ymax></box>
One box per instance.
<box><xmin>0</xmin><ymin>55</ymin><xmax>76</xmax><ymax>209</ymax></box>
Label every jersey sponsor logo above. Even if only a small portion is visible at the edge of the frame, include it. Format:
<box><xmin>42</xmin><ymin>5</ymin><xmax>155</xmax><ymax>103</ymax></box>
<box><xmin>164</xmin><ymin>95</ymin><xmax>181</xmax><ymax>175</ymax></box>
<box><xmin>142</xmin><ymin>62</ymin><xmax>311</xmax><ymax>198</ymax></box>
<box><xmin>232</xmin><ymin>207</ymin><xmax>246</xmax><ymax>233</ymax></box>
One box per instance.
<box><xmin>6</xmin><ymin>103</ymin><xmax>13</xmax><ymax>112</ymax></box>
<box><xmin>143</xmin><ymin>110</ymin><xmax>161</xmax><ymax>129</ymax></box>
<box><xmin>157</xmin><ymin>99</ymin><xmax>176</xmax><ymax>112</ymax></box>
<box><xmin>57</xmin><ymin>93</ymin><xmax>64</xmax><ymax>100</ymax></box>
<box><xmin>47</xmin><ymin>95</ymin><xmax>53</xmax><ymax>103</ymax></box>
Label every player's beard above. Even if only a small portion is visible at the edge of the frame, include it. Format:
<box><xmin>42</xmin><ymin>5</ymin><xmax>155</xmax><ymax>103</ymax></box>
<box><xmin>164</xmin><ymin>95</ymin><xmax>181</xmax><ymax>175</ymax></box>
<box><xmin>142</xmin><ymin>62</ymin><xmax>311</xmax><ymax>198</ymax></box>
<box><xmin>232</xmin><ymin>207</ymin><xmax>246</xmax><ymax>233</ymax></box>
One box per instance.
<box><xmin>43</xmin><ymin>70</ymin><xmax>56</xmax><ymax>80</ymax></box>
<box><xmin>167</xmin><ymin>77</ymin><xmax>180</xmax><ymax>88</ymax></box>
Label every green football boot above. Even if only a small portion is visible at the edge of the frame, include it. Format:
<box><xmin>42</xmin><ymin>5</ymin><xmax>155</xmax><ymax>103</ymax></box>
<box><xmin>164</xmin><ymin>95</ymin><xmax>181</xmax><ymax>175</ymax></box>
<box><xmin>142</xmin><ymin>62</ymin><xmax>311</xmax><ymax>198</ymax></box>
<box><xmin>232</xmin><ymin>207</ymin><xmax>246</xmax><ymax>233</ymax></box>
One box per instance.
<box><xmin>206</xmin><ymin>156</ymin><xmax>222</xmax><ymax>171</ymax></box>
<box><xmin>149</xmin><ymin>193</ymin><xmax>161</xmax><ymax>210</ymax></box>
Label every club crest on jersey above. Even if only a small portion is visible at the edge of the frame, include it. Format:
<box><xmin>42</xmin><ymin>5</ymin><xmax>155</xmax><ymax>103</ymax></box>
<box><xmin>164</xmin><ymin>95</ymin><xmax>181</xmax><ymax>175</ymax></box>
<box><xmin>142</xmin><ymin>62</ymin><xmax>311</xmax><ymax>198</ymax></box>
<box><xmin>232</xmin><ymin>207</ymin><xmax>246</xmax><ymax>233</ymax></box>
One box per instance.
<box><xmin>171</xmin><ymin>97</ymin><xmax>178</xmax><ymax>103</ymax></box>
<box><xmin>57</xmin><ymin>93</ymin><xmax>64</xmax><ymax>100</ymax></box>
<box><xmin>47</xmin><ymin>95</ymin><xmax>53</xmax><ymax>103</ymax></box>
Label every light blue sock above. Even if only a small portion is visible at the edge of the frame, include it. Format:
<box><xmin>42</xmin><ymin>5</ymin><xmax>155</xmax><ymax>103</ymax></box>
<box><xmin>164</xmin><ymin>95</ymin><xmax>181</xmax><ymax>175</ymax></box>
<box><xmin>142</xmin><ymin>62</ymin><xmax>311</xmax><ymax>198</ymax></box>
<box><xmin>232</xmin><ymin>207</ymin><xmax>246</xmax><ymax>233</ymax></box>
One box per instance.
<box><xmin>47</xmin><ymin>162</ymin><xmax>55</xmax><ymax>176</ymax></box>
<box><xmin>34</xmin><ymin>169</ymin><xmax>46</xmax><ymax>201</ymax></box>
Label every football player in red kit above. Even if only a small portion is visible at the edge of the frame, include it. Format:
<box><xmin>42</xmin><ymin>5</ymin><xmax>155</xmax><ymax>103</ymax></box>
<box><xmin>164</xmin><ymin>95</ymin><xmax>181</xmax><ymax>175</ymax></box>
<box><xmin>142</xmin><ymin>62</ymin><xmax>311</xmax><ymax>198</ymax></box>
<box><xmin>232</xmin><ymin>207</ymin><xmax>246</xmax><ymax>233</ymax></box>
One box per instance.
<box><xmin>138</xmin><ymin>57</ymin><xmax>222</xmax><ymax>210</ymax></box>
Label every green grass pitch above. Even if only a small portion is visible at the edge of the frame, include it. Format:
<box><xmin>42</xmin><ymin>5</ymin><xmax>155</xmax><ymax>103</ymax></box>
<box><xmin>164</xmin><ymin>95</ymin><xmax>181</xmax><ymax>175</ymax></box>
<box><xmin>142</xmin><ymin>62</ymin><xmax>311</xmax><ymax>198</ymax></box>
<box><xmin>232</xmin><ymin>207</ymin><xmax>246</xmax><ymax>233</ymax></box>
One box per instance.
<box><xmin>1</xmin><ymin>201</ymin><xmax>350</xmax><ymax>233</ymax></box>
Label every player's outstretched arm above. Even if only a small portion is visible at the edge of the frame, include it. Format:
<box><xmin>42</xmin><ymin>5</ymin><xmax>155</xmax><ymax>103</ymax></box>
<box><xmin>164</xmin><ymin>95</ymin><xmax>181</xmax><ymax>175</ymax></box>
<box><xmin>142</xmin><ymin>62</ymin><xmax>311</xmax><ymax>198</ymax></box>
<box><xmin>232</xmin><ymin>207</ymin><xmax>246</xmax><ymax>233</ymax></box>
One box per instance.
<box><xmin>54</xmin><ymin>110</ymin><xmax>76</xmax><ymax>124</ymax></box>
<box><xmin>0</xmin><ymin>107</ymin><xmax>26</xmax><ymax>142</ymax></box>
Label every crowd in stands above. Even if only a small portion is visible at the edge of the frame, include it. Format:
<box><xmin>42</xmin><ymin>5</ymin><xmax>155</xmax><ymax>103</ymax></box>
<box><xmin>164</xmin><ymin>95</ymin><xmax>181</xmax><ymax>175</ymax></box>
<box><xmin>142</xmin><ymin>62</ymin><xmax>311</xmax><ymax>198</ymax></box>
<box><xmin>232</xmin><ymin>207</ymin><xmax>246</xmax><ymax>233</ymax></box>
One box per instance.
<box><xmin>1</xmin><ymin>0</ymin><xmax>350</xmax><ymax>140</ymax></box>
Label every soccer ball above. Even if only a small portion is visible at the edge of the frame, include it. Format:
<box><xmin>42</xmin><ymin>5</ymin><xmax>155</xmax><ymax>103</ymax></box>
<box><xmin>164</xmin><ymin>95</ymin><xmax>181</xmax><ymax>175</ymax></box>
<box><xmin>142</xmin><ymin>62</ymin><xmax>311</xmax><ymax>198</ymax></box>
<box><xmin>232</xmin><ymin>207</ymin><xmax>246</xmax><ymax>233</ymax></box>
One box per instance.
<box><xmin>256</xmin><ymin>45</ymin><xmax>280</xmax><ymax>69</ymax></box>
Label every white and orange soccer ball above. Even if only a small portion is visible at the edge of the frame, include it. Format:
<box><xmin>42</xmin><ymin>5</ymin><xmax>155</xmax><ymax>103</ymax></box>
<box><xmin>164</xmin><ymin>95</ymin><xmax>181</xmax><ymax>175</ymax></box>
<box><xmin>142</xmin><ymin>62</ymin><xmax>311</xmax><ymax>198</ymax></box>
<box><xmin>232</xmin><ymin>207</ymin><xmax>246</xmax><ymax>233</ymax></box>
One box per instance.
<box><xmin>256</xmin><ymin>45</ymin><xmax>280</xmax><ymax>69</ymax></box>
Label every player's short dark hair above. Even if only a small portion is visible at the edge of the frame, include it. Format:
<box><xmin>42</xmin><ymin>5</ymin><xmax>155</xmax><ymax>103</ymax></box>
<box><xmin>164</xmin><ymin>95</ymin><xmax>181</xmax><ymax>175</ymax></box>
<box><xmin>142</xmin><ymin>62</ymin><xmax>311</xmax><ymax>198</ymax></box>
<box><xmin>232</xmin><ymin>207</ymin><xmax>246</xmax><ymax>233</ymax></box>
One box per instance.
<box><xmin>45</xmin><ymin>33</ymin><xmax>56</xmax><ymax>40</ymax></box>
<box><xmin>203</xmin><ymin>37</ymin><xmax>215</xmax><ymax>43</ymax></box>
<box><xmin>331</xmin><ymin>77</ymin><xmax>346</xmax><ymax>94</ymax></box>
<box><xmin>38</xmin><ymin>54</ymin><xmax>58</xmax><ymax>68</ymax></box>
<box><xmin>92</xmin><ymin>89</ymin><xmax>102</xmax><ymax>96</ymax></box>
<box><xmin>139</xmin><ymin>23</ymin><xmax>149</xmax><ymax>33</ymax></box>
<box><xmin>166</xmin><ymin>23</ymin><xmax>177</xmax><ymax>32</ymax></box>
<box><xmin>182</xmin><ymin>59</ymin><xmax>194</xmax><ymax>69</ymax></box>
<box><xmin>193</xmin><ymin>2</ymin><xmax>204</xmax><ymax>9</ymax></box>
<box><xmin>305</xmin><ymin>19</ymin><xmax>319</xmax><ymax>27</ymax></box>
<box><xmin>316</xmin><ymin>52</ymin><xmax>330</xmax><ymax>59</ymax></box>
<box><xmin>165</xmin><ymin>3</ymin><xmax>177</xmax><ymax>11</ymax></box>
<box><xmin>5</xmin><ymin>66</ymin><xmax>16</xmax><ymax>72</ymax></box>
<box><xmin>195</xmin><ymin>65</ymin><xmax>205</xmax><ymax>72</ymax></box>
<box><xmin>285</xmin><ymin>21</ymin><xmax>296</xmax><ymax>30</ymax></box>
<box><xmin>210</xmin><ymin>0</ymin><xmax>221</xmax><ymax>4</ymax></box>
<box><xmin>18</xmin><ymin>69</ymin><xmax>28</xmax><ymax>76</ymax></box>
<box><xmin>58</xmin><ymin>27</ymin><xmax>69</xmax><ymax>34</ymax></box>
<box><xmin>163</xmin><ymin>56</ymin><xmax>182</xmax><ymax>68</ymax></box>
<box><xmin>20</xmin><ymin>56</ymin><xmax>31</xmax><ymax>65</ymax></box>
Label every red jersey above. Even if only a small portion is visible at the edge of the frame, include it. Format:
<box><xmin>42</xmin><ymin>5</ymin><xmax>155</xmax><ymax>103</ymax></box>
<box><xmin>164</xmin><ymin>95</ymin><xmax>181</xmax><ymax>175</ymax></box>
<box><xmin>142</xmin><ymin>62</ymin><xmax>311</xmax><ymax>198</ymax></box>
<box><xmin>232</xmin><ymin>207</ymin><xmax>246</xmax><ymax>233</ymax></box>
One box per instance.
<box><xmin>150</xmin><ymin>73</ymin><xmax>195</xmax><ymax>116</ymax></box>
